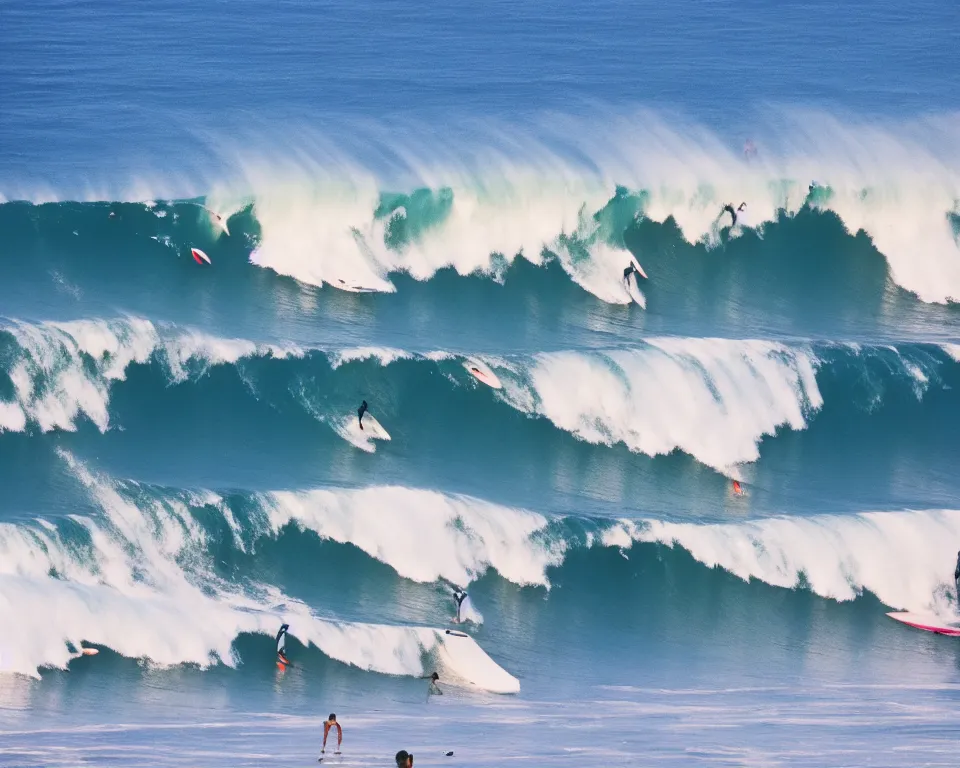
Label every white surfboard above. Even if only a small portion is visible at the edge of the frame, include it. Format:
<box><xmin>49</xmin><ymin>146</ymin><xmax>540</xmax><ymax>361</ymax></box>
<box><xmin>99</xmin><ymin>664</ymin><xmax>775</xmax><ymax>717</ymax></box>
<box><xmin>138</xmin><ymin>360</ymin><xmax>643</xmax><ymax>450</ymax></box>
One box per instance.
<box><xmin>330</xmin><ymin>279</ymin><xmax>377</xmax><ymax>294</ymax></box>
<box><xmin>887</xmin><ymin>611</ymin><xmax>960</xmax><ymax>636</ymax></box>
<box><xmin>359</xmin><ymin>413</ymin><xmax>391</xmax><ymax>440</ymax></box>
<box><xmin>464</xmin><ymin>359</ymin><xmax>502</xmax><ymax>389</ymax></box>
<box><xmin>629</xmin><ymin>254</ymin><xmax>648</xmax><ymax>279</ymax></box>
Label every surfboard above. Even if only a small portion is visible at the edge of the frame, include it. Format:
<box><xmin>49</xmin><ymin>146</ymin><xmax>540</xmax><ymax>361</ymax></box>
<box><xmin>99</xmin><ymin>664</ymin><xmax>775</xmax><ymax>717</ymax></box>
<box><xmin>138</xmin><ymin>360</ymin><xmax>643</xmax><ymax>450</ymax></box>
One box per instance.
<box><xmin>464</xmin><ymin>359</ymin><xmax>502</xmax><ymax>389</ymax></box>
<box><xmin>330</xmin><ymin>279</ymin><xmax>377</xmax><ymax>294</ymax></box>
<box><xmin>80</xmin><ymin>647</ymin><xmax>99</xmax><ymax>656</ymax></box>
<box><xmin>887</xmin><ymin>611</ymin><xmax>960</xmax><ymax>636</ymax></box>
<box><xmin>191</xmin><ymin>248</ymin><xmax>211</xmax><ymax>265</ymax></box>
<box><xmin>359</xmin><ymin>413</ymin><xmax>391</xmax><ymax>440</ymax></box>
<box><xmin>629</xmin><ymin>255</ymin><xmax>648</xmax><ymax>280</ymax></box>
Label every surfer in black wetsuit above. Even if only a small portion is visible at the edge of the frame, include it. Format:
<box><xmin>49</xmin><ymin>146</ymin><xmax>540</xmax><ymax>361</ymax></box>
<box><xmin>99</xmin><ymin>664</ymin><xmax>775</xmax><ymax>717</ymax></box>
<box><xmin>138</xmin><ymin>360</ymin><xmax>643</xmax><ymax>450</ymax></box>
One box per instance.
<box><xmin>722</xmin><ymin>202</ymin><xmax>747</xmax><ymax>227</ymax></box>
<box><xmin>276</xmin><ymin>623</ymin><xmax>290</xmax><ymax>666</ymax></box>
<box><xmin>954</xmin><ymin>551</ymin><xmax>960</xmax><ymax>597</ymax></box>
<box><xmin>423</xmin><ymin>671</ymin><xmax>443</xmax><ymax>695</ymax></box>
<box><xmin>357</xmin><ymin>400</ymin><xmax>368</xmax><ymax>430</ymax></box>
<box><xmin>453</xmin><ymin>588</ymin><xmax>467</xmax><ymax>623</ymax></box>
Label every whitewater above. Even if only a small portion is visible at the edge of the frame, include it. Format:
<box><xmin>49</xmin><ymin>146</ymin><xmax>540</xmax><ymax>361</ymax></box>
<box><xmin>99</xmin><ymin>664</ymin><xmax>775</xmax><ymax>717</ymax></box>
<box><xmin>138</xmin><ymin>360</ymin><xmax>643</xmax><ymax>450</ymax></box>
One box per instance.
<box><xmin>5</xmin><ymin>0</ymin><xmax>960</xmax><ymax>764</ymax></box>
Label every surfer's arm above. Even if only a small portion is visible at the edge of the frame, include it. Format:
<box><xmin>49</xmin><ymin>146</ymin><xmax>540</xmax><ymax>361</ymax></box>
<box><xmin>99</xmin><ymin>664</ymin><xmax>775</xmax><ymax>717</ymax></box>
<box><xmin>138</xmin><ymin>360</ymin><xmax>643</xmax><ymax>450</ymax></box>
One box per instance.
<box><xmin>335</xmin><ymin>722</ymin><xmax>343</xmax><ymax>747</ymax></box>
<box><xmin>322</xmin><ymin>722</ymin><xmax>330</xmax><ymax>750</ymax></box>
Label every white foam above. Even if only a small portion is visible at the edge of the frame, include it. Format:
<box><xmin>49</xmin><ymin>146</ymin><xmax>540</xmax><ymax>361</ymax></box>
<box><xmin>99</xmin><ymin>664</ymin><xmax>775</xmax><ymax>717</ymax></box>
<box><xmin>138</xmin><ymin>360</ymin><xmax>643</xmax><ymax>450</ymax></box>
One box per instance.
<box><xmin>0</xmin><ymin>454</ymin><xmax>517</xmax><ymax>691</ymax></box>
<box><xmin>7</xmin><ymin>109</ymin><xmax>960</xmax><ymax>304</ymax></box>
<box><xmin>328</xmin><ymin>346</ymin><xmax>411</xmax><ymax>369</ymax></box>
<box><xmin>941</xmin><ymin>343</ymin><xmax>960</xmax><ymax>363</ymax></box>
<box><xmin>259</xmin><ymin>486</ymin><xmax>562</xmax><ymax>587</ymax></box>
<box><xmin>0</xmin><ymin>317</ymin><xmax>305</xmax><ymax>433</ymax></box>
<box><xmin>606</xmin><ymin>507</ymin><xmax>960</xmax><ymax>615</ymax></box>
<box><xmin>499</xmin><ymin>339</ymin><xmax>822</xmax><ymax>473</ymax></box>
<box><xmin>216</xmin><ymin>109</ymin><xmax>960</xmax><ymax>305</ymax></box>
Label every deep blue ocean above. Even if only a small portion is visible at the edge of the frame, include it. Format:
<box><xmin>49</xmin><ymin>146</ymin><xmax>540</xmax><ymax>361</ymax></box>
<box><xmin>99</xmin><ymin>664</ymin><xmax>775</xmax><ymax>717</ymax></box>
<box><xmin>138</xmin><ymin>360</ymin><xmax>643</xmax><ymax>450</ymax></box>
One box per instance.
<box><xmin>2</xmin><ymin>1</ymin><xmax>960</xmax><ymax>765</ymax></box>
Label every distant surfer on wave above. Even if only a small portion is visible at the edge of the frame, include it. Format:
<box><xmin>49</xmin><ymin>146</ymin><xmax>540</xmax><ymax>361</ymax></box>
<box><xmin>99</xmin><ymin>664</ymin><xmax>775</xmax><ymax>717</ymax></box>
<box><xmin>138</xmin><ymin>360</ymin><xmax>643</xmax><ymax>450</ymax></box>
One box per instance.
<box><xmin>357</xmin><ymin>400</ymin><xmax>368</xmax><ymax>430</ymax></box>
<box><xmin>722</xmin><ymin>202</ymin><xmax>747</xmax><ymax>227</ymax></box>
<box><xmin>453</xmin><ymin>588</ymin><xmax>468</xmax><ymax>623</ymax></box>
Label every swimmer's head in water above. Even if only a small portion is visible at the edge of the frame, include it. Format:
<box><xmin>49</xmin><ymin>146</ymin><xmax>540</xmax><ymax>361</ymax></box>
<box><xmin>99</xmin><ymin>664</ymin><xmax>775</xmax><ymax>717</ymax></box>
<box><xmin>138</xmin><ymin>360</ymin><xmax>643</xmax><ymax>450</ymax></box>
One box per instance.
<box><xmin>431</xmin><ymin>672</ymin><xmax>439</xmax><ymax>681</ymax></box>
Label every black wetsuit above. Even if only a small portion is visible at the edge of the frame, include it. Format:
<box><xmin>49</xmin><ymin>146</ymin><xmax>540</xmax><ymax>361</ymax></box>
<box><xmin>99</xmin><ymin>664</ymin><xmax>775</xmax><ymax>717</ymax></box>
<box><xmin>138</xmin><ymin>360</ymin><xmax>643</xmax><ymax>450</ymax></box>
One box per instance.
<box><xmin>623</xmin><ymin>265</ymin><xmax>635</xmax><ymax>280</ymax></box>
<box><xmin>453</xmin><ymin>590</ymin><xmax>467</xmax><ymax>622</ymax></box>
<box><xmin>954</xmin><ymin>552</ymin><xmax>960</xmax><ymax>595</ymax></box>
<box><xmin>358</xmin><ymin>400</ymin><xmax>368</xmax><ymax>430</ymax></box>
<box><xmin>276</xmin><ymin>623</ymin><xmax>290</xmax><ymax>664</ymax></box>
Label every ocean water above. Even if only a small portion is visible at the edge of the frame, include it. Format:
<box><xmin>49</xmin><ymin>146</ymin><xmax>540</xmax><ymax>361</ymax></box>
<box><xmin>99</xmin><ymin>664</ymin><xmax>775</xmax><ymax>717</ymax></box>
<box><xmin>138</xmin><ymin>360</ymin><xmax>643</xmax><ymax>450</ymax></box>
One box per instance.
<box><xmin>3</xmin><ymin>0</ymin><xmax>960</xmax><ymax>765</ymax></box>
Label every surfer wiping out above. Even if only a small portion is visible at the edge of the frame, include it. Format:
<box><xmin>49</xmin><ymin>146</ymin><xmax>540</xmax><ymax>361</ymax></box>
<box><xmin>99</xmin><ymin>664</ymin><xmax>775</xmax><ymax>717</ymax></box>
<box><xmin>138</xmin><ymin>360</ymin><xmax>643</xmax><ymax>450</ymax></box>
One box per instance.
<box><xmin>722</xmin><ymin>202</ymin><xmax>747</xmax><ymax>227</ymax></box>
<box><xmin>357</xmin><ymin>400</ymin><xmax>368</xmax><ymax>430</ymax></box>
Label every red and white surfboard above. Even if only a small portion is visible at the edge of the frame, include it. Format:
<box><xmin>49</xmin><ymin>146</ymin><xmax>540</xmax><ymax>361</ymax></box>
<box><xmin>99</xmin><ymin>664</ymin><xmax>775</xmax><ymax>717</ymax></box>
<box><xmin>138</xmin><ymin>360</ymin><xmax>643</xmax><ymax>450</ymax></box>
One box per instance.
<box><xmin>191</xmin><ymin>248</ymin><xmax>211</xmax><ymax>265</ymax></box>
<box><xmin>887</xmin><ymin>611</ymin><xmax>960</xmax><ymax>636</ymax></box>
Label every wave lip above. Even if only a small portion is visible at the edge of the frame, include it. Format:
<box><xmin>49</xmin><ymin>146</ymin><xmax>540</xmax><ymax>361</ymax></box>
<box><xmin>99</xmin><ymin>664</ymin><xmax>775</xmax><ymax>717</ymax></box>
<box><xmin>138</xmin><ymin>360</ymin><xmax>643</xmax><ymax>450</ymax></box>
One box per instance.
<box><xmin>605</xmin><ymin>507</ymin><xmax>960</xmax><ymax>617</ymax></box>
<box><xmin>502</xmin><ymin>339</ymin><xmax>823</xmax><ymax>473</ymax></box>
<box><xmin>0</xmin><ymin>316</ymin><xmax>304</xmax><ymax>434</ymax></box>
<box><xmin>260</xmin><ymin>486</ymin><xmax>562</xmax><ymax>587</ymax></box>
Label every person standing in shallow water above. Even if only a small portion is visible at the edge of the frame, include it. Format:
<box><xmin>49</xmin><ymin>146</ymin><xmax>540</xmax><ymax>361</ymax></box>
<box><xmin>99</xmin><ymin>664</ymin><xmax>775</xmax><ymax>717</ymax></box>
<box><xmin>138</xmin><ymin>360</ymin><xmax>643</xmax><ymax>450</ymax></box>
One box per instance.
<box><xmin>321</xmin><ymin>713</ymin><xmax>342</xmax><ymax>756</ymax></box>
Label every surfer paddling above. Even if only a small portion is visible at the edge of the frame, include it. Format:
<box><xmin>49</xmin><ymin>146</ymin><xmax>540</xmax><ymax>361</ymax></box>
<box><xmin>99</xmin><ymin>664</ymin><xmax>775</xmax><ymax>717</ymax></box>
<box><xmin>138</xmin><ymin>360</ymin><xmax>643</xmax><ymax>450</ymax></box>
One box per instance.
<box><xmin>320</xmin><ymin>714</ymin><xmax>342</xmax><ymax>757</ymax></box>
<box><xmin>357</xmin><ymin>400</ymin><xmax>368</xmax><ymax>430</ymax></box>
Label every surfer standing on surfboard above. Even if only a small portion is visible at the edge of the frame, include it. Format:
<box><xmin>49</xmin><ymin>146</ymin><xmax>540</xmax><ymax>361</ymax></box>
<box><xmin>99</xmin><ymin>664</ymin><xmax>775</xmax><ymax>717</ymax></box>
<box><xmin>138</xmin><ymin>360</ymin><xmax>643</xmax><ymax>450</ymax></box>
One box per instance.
<box><xmin>453</xmin><ymin>588</ymin><xmax>468</xmax><ymax>623</ymax></box>
<box><xmin>357</xmin><ymin>400</ymin><xmax>368</xmax><ymax>430</ymax></box>
<box><xmin>954</xmin><ymin>551</ymin><xmax>960</xmax><ymax>597</ymax></box>
<box><xmin>276</xmin><ymin>624</ymin><xmax>291</xmax><ymax>667</ymax></box>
